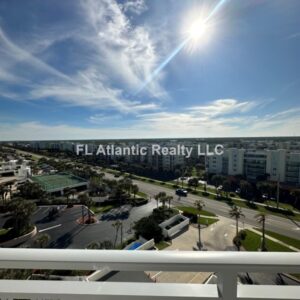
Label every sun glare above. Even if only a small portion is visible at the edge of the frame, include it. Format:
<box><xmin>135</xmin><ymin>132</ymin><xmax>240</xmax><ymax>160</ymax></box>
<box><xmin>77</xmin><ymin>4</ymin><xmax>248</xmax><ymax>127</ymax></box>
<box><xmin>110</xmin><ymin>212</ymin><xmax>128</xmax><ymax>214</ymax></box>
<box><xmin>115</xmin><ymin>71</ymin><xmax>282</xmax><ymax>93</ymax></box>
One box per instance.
<box><xmin>188</xmin><ymin>19</ymin><xmax>207</xmax><ymax>41</ymax></box>
<box><xmin>184</xmin><ymin>16</ymin><xmax>213</xmax><ymax>53</ymax></box>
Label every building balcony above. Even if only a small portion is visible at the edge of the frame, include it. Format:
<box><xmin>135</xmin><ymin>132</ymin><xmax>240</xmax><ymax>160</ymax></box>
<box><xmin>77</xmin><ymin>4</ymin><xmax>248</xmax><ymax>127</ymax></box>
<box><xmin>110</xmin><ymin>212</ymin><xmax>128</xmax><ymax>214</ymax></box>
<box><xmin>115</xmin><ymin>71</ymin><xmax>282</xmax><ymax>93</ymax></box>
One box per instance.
<box><xmin>0</xmin><ymin>249</ymin><xmax>299</xmax><ymax>300</ymax></box>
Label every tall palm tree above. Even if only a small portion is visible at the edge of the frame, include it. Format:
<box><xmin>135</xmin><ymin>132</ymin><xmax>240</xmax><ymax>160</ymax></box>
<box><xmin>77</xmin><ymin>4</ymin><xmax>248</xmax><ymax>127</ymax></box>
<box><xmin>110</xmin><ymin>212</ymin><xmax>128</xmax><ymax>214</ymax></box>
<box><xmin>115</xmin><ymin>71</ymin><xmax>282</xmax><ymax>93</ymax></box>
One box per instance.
<box><xmin>229</xmin><ymin>205</ymin><xmax>245</xmax><ymax>244</ymax></box>
<box><xmin>78</xmin><ymin>194</ymin><xmax>94</xmax><ymax>223</ymax></box>
<box><xmin>112</xmin><ymin>220</ymin><xmax>122</xmax><ymax>248</ymax></box>
<box><xmin>194</xmin><ymin>200</ymin><xmax>205</xmax><ymax>249</ymax></box>
<box><xmin>255</xmin><ymin>212</ymin><xmax>267</xmax><ymax>251</ymax></box>
<box><xmin>167</xmin><ymin>195</ymin><xmax>173</xmax><ymax>209</ymax></box>
<box><xmin>0</xmin><ymin>185</ymin><xmax>7</xmax><ymax>205</ymax></box>
<box><xmin>154</xmin><ymin>192</ymin><xmax>166</xmax><ymax>209</ymax></box>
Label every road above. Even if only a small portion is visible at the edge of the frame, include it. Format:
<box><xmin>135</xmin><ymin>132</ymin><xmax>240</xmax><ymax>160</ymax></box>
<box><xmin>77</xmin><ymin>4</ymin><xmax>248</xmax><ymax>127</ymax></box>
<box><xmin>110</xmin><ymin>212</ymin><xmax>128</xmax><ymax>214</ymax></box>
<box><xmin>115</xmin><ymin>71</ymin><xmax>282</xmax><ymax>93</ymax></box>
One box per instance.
<box><xmin>104</xmin><ymin>172</ymin><xmax>300</xmax><ymax>240</ymax></box>
<box><xmin>5</xmin><ymin>146</ymin><xmax>299</xmax><ymax>240</ymax></box>
<box><xmin>26</xmin><ymin>200</ymin><xmax>157</xmax><ymax>249</ymax></box>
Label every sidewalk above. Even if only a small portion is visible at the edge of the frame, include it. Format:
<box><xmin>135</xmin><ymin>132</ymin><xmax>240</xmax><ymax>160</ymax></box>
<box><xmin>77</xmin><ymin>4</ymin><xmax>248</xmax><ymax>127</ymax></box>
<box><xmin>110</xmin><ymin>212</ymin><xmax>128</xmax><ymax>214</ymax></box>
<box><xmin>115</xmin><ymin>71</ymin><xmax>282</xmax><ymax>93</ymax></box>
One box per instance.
<box><xmin>249</xmin><ymin>228</ymin><xmax>300</xmax><ymax>252</ymax></box>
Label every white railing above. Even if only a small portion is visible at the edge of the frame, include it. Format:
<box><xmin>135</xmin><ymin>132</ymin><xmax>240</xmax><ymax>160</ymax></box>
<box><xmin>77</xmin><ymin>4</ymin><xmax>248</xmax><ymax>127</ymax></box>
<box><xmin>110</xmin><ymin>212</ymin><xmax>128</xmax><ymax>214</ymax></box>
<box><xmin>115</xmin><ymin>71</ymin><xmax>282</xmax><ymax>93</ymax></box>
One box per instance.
<box><xmin>0</xmin><ymin>249</ymin><xmax>299</xmax><ymax>300</ymax></box>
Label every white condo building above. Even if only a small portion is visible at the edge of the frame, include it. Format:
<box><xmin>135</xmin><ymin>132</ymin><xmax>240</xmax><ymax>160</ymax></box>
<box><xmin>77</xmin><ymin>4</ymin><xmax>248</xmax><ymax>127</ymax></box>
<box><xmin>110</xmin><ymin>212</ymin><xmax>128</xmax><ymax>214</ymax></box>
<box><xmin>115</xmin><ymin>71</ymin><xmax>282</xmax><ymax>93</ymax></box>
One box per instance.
<box><xmin>206</xmin><ymin>148</ymin><xmax>300</xmax><ymax>185</ymax></box>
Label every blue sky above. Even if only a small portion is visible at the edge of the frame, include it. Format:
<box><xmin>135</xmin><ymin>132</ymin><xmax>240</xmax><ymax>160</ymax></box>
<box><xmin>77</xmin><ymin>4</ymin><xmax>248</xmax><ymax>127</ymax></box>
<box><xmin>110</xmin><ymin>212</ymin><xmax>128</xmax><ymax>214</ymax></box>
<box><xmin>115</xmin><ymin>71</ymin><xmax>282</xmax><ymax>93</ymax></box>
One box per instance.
<box><xmin>0</xmin><ymin>0</ymin><xmax>299</xmax><ymax>140</ymax></box>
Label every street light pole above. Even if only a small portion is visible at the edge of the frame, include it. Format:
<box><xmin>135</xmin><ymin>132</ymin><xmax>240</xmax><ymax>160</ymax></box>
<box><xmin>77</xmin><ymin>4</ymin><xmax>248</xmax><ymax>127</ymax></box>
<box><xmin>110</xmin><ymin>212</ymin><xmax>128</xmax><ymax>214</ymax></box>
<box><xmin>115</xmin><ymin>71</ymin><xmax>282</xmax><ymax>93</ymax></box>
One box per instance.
<box><xmin>197</xmin><ymin>213</ymin><xmax>202</xmax><ymax>250</ymax></box>
<box><xmin>276</xmin><ymin>174</ymin><xmax>280</xmax><ymax>209</ymax></box>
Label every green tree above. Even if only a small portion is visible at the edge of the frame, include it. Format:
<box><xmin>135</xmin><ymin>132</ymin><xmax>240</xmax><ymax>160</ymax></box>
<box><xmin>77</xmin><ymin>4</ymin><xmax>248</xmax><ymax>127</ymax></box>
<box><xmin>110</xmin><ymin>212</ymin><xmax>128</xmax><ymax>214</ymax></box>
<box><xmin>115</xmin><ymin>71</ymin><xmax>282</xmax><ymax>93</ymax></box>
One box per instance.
<box><xmin>255</xmin><ymin>212</ymin><xmax>267</xmax><ymax>251</ymax></box>
<box><xmin>131</xmin><ymin>184</ymin><xmax>139</xmax><ymax>199</ymax></box>
<box><xmin>78</xmin><ymin>194</ymin><xmax>94</xmax><ymax>223</ymax></box>
<box><xmin>223</xmin><ymin>180</ymin><xmax>231</xmax><ymax>199</ymax></box>
<box><xmin>87</xmin><ymin>240</ymin><xmax>113</xmax><ymax>249</ymax></box>
<box><xmin>133</xmin><ymin>217</ymin><xmax>163</xmax><ymax>243</ymax></box>
<box><xmin>167</xmin><ymin>195</ymin><xmax>173</xmax><ymax>209</ymax></box>
<box><xmin>154</xmin><ymin>192</ymin><xmax>166</xmax><ymax>209</ymax></box>
<box><xmin>229</xmin><ymin>205</ymin><xmax>245</xmax><ymax>250</ymax></box>
<box><xmin>290</xmin><ymin>189</ymin><xmax>300</xmax><ymax>209</ymax></box>
<box><xmin>8</xmin><ymin>199</ymin><xmax>36</xmax><ymax>236</ymax></box>
<box><xmin>34</xmin><ymin>233</ymin><xmax>50</xmax><ymax>248</ymax></box>
<box><xmin>0</xmin><ymin>184</ymin><xmax>9</xmax><ymax>205</ymax></box>
<box><xmin>240</xmin><ymin>180</ymin><xmax>254</xmax><ymax>200</ymax></box>
<box><xmin>188</xmin><ymin>177</ymin><xmax>199</xmax><ymax>191</ymax></box>
<box><xmin>18</xmin><ymin>182</ymin><xmax>45</xmax><ymax>200</ymax></box>
<box><xmin>211</xmin><ymin>175</ymin><xmax>225</xmax><ymax>188</ymax></box>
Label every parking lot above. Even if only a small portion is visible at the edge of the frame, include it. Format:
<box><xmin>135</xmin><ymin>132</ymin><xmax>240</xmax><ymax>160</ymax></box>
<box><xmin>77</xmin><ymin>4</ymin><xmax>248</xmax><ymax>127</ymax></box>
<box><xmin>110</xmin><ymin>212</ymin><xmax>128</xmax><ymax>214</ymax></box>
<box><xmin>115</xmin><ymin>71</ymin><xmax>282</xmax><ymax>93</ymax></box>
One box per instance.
<box><xmin>9</xmin><ymin>199</ymin><xmax>157</xmax><ymax>249</ymax></box>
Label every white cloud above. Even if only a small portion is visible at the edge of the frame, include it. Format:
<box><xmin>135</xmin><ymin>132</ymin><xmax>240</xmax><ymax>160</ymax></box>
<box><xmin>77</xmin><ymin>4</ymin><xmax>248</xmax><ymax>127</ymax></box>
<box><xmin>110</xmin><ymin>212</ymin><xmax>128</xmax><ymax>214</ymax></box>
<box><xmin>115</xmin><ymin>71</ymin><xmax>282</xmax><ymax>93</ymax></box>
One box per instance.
<box><xmin>0</xmin><ymin>0</ymin><xmax>166</xmax><ymax>113</ymax></box>
<box><xmin>1</xmin><ymin>100</ymin><xmax>298</xmax><ymax>141</ymax></box>
<box><xmin>187</xmin><ymin>99</ymin><xmax>257</xmax><ymax>117</ymax></box>
<box><xmin>120</xmin><ymin>0</ymin><xmax>148</xmax><ymax>15</ymax></box>
<box><xmin>81</xmin><ymin>0</ymin><xmax>166</xmax><ymax>97</ymax></box>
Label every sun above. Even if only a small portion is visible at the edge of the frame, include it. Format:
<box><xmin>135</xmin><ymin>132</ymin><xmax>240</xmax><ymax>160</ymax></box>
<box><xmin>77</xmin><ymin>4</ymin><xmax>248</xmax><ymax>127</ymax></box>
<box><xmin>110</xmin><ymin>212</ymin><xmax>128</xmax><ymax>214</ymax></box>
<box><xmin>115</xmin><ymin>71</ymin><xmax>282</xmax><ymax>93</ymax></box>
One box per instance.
<box><xmin>188</xmin><ymin>19</ymin><xmax>208</xmax><ymax>42</ymax></box>
<box><xmin>184</xmin><ymin>17</ymin><xmax>212</xmax><ymax>53</ymax></box>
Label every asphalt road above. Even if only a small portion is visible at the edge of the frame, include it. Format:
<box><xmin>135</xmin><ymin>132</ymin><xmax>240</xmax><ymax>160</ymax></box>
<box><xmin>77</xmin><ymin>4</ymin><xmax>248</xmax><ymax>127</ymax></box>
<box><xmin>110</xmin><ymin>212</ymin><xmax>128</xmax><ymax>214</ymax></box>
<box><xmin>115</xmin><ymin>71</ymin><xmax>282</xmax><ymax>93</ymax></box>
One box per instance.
<box><xmin>26</xmin><ymin>200</ymin><xmax>157</xmax><ymax>249</ymax></box>
<box><xmin>104</xmin><ymin>172</ymin><xmax>300</xmax><ymax>240</ymax></box>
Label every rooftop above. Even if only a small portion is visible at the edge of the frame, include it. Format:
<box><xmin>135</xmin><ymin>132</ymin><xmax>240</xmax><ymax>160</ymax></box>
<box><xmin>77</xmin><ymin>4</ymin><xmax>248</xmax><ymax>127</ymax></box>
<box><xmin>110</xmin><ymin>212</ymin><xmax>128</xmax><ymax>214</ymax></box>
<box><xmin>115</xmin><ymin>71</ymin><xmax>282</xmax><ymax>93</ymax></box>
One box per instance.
<box><xmin>31</xmin><ymin>172</ymin><xmax>88</xmax><ymax>193</ymax></box>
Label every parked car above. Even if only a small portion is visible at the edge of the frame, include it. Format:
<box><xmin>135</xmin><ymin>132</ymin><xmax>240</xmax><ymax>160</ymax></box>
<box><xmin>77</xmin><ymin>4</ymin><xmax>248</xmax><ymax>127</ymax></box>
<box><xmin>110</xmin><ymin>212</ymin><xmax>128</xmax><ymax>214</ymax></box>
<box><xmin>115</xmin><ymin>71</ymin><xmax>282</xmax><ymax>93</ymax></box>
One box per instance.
<box><xmin>176</xmin><ymin>189</ymin><xmax>188</xmax><ymax>197</ymax></box>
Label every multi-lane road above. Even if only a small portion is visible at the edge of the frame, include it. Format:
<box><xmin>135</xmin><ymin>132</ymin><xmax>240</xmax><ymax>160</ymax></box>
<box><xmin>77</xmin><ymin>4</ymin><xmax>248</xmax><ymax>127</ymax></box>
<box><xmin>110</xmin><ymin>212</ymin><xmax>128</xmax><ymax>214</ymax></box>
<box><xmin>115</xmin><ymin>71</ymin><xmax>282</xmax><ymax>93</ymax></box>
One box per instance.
<box><xmin>103</xmin><ymin>172</ymin><xmax>300</xmax><ymax>240</ymax></box>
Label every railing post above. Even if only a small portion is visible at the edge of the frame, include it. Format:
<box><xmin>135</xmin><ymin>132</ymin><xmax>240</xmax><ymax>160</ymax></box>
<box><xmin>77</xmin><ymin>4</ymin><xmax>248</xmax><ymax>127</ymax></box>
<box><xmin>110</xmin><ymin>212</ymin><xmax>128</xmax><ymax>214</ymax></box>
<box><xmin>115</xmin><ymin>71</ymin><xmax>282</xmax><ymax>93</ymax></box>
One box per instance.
<box><xmin>217</xmin><ymin>271</ymin><xmax>237</xmax><ymax>300</ymax></box>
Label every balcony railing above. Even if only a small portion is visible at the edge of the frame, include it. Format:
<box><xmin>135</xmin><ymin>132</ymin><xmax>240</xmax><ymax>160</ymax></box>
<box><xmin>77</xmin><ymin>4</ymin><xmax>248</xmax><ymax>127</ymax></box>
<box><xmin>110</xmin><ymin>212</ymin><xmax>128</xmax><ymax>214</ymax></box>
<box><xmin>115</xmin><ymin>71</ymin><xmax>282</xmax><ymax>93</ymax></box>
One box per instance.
<box><xmin>0</xmin><ymin>249</ymin><xmax>299</xmax><ymax>300</ymax></box>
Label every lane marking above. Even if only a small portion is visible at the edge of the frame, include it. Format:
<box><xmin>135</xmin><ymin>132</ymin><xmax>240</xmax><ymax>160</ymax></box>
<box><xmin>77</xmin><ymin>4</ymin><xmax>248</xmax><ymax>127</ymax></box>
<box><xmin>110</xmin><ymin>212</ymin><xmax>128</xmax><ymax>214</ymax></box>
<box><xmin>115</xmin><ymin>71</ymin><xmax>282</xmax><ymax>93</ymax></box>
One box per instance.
<box><xmin>39</xmin><ymin>224</ymin><xmax>62</xmax><ymax>233</ymax></box>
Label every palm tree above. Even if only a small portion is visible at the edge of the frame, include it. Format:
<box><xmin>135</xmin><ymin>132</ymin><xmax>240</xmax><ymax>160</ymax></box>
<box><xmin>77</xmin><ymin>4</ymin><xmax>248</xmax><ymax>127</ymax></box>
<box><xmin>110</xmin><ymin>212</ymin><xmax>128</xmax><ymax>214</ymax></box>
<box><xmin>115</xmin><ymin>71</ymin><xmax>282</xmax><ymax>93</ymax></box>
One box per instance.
<box><xmin>34</xmin><ymin>233</ymin><xmax>50</xmax><ymax>248</ymax></box>
<box><xmin>255</xmin><ymin>212</ymin><xmax>267</xmax><ymax>251</ymax></box>
<box><xmin>78</xmin><ymin>194</ymin><xmax>88</xmax><ymax>222</ymax></box>
<box><xmin>167</xmin><ymin>195</ymin><xmax>173</xmax><ymax>209</ymax></box>
<box><xmin>112</xmin><ymin>220</ymin><xmax>122</xmax><ymax>248</ymax></box>
<box><xmin>229</xmin><ymin>205</ymin><xmax>245</xmax><ymax>250</ymax></box>
<box><xmin>194</xmin><ymin>200</ymin><xmax>205</xmax><ymax>249</ymax></box>
<box><xmin>0</xmin><ymin>185</ymin><xmax>8</xmax><ymax>205</ymax></box>
<box><xmin>291</xmin><ymin>189</ymin><xmax>300</xmax><ymax>208</ymax></box>
<box><xmin>131</xmin><ymin>184</ymin><xmax>139</xmax><ymax>199</ymax></box>
<box><xmin>154</xmin><ymin>192</ymin><xmax>166</xmax><ymax>209</ymax></box>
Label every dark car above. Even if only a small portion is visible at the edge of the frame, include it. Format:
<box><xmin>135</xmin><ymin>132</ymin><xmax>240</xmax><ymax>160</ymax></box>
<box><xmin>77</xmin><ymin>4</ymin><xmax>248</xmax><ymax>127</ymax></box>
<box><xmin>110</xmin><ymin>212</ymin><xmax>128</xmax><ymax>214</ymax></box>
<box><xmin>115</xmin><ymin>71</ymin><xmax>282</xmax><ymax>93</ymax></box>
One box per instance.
<box><xmin>176</xmin><ymin>189</ymin><xmax>188</xmax><ymax>197</ymax></box>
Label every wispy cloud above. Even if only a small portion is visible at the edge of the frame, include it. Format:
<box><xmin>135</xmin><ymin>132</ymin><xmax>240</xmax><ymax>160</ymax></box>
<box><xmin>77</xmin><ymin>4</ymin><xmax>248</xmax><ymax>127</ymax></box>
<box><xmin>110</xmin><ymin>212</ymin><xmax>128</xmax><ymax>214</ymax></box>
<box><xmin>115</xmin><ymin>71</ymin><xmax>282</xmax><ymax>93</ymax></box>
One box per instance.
<box><xmin>0</xmin><ymin>99</ymin><xmax>299</xmax><ymax>140</ymax></box>
<box><xmin>0</xmin><ymin>0</ymin><xmax>166</xmax><ymax>113</ymax></box>
<box><xmin>286</xmin><ymin>32</ymin><xmax>300</xmax><ymax>40</ymax></box>
<box><xmin>120</xmin><ymin>0</ymin><xmax>148</xmax><ymax>15</ymax></box>
<box><xmin>187</xmin><ymin>99</ymin><xmax>258</xmax><ymax>117</ymax></box>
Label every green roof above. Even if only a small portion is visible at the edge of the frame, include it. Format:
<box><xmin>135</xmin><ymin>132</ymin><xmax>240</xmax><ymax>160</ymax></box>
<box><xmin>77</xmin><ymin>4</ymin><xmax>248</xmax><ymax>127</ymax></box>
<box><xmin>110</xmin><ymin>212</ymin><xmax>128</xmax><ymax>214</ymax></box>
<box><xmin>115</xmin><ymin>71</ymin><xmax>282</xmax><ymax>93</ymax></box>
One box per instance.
<box><xmin>32</xmin><ymin>173</ymin><xmax>87</xmax><ymax>192</ymax></box>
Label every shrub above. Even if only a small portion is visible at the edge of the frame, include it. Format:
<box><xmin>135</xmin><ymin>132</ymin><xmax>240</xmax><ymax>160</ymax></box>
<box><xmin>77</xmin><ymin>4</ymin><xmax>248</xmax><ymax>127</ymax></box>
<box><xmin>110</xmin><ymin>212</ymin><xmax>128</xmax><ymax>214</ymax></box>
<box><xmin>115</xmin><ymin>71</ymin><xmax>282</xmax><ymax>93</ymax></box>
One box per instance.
<box><xmin>182</xmin><ymin>211</ymin><xmax>197</xmax><ymax>223</ymax></box>
<box><xmin>239</xmin><ymin>230</ymin><xmax>247</xmax><ymax>241</ymax></box>
<box><xmin>133</xmin><ymin>217</ymin><xmax>163</xmax><ymax>243</ymax></box>
<box><xmin>202</xmin><ymin>192</ymin><xmax>209</xmax><ymax>197</ymax></box>
<box><xmin>133</xmin><ymin>198</ymin><xmax>148</xmax><ymax>206</ymax></box>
